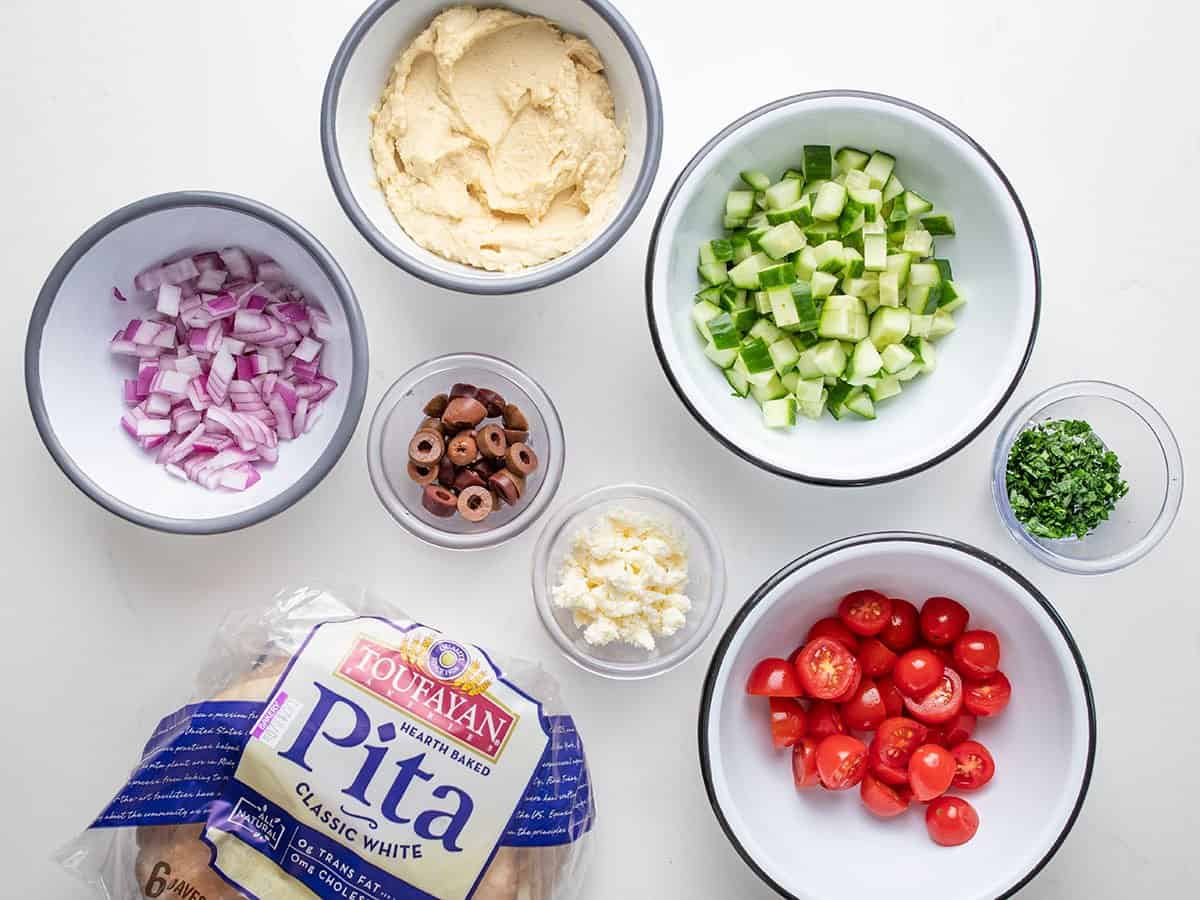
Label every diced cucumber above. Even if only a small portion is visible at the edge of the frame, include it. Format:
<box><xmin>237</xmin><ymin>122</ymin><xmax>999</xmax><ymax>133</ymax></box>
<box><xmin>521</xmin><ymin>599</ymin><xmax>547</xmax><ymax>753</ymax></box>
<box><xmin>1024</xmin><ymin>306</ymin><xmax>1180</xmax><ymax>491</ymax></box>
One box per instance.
<box><xmin>863</xmin><ymin>232</ymin><xmax>887</xmax><ymax>271</ymax></box>
<box><xmin>835</xmin><ymin>147</ymin><xmax>870</xmax><ymax>172</ymax></box>
<box><xmin>812</xmin><ymin>340</ymin><xmax>848</xmax><ymax>377</ymax></box>
<box><xmin>862</xmin><ymin>215</ymin><xmax>886</xmax><ymax>235</ymax></box>
<box><xmin>695</xmin><ymin>285</ymin><xmax>723</xmax><ymax>304</ymax></box>
<box><xmin>938</xmin><ymin>280</ymin><xmax>966</xmax><ymax>313</ymax></box>
<box><xmin>759</xmin><ymin>262</ymin><xmax>797</xmax><ymax>287</ymax></box>
<box><xmin>804</xmin><ymin>145</ymin><xmax>833</xmax><ymax>181</ymax></box>
<box><xmin>824</xmin><ymin>294</ymin><xmax>866</xmax><ymax>314</ymax></box>
<box><xmin>896</xmin><ymin>362</ymin><xmax>924</xmax><ymax>382</ymax></box>
<box><xmin>881</xmin><ymin>173</ymin><xmax>904</xmax><ymax>203</ymax></box>
<box><xmin>700</xmin><ymin>240</ymin><xmax>733</xmax><ymax>265</ymax></box>
<box><xmin>813</xmin><ymin>240</ymin><xmax>845</xmax><ymax>272</ymax></box>
<box><xmin>692</xmin><ymin>300</ymin><xmax>722</xmax><ymax>340</ymax></box>
<box><xmin>864</xmin><ymin>151</ymin><xmax>896</xmax><ymax>189</ymax></box>
<box><xmin>731</xmin><ymin>234</ymin><xmax>753</xmax><ymax>262</ymax></box>
<box><xmin>752</xmin><ymin>375</ymin><xmax>788</xmax><ymax>404</ymax></box>
<box><xmin>795</xmin><ymin>347</ymin><xmax>823</xmax><ymax>379</ymax></box>
<box><xmin>783</xmin><ymin>169</ymin><xmax>805</xmax><ymax>182</ymax></box>
<box><xmin>849</xmin><ymin>338</ymin><xmax>884</xmax><ymax>380</ymax></box>
<box><xmin>764</xmin><ymin>178</ymin><xmax>804</xmax><ymax>210</ymax></box>
<box><xmin>922</xmin><ymin>214</ymin><xmax>956</xmax><ymax>236</ymax></box>
<box><xmin>810</xmin><ymin>270</ymin><xmax>838</xmax><ymax>299</ymax></box>
<box><xmin>754</xmin><ymin>290</ymin><xmax>771</xmax><ymax>314</ymax></box>
<box><xmin>748</xmin><ymin>317</ymin><xmax>785</xmax><ymax>345</ymax></box>
<box><xmin>880</xmin><ymin>343</ymin><xmax>916</xmax><ymax>374</ymax></box>
<box><xmin>907</xmin><ymin>283</ymin><xmax>935</xmax><ymax>314</ymax></box>
<box><xmin>842</xmin><ymin>170</ymin><xmax>870</xmax><ymax>193</ymax></box>
<box><xmin>762</xmin><ymin>396</ymin><xmax>797</xmax><ymax>428</ymax></box>
<box><xmin>747</xmin><ymin>211</ymin><xmax>769</xmax><ymax>231</ymax></box>
<box><xmin>901</xmin><ymin>191</ymin><xmax>934</xmax><ymax>216</ymax></box>
<box><xmin>725</xmin><ymin>367</ymin><xmax>750</xmax><ymax>397</ymax></box>
<box><xmin>787</xmin><ymin>285</ymin><xmax>820</xmax><ymax>332</ymax></box>
<box><xmin>705</xmin><ymin>342</ymin><xmax>739</xmax><ymax>369</ymax></box>
<box><xmin>740</xmin><ymin>170</ymin><xmax>771</xmax><ymax>191</ymax></box>
<box><xmin>812</xmin><ymin>182</ymin><xmax>848</xmax><ymax>221</ymax></box>
<box><xmin>879</xmin><ymin>271</ymin><xmax>901</xmax><ymax>308</ymax></box>
<box><xmin>781</xmin><ymin>371</ymin><xmax>801</xmax><ymax>394</ymax></box>
<box><xmin>698</xmin><ymin>262</ymin><xmax>728</xmax><ymax>285</ymax></box>
<box><xmin>868</xmin><ymin>376</ymin><xmax>902</xmax><ymax>403</ymax></box>
<box><xmin>727</xmin><ymin>190</ymin><xmax>756</xmax><ymax>219</ymax></box>
<box><xmin>794</xmin><ymin>247</ymin><xmax>818</xmax><ymax>281</ymax></box>
<box><xmin>932</xmin><ymin>258</ymin><xmax>953</xmax><ymax>280</ymax></box>
<box><xmin>818</xmin><ymin>306</ymin><xmax>868</xmax><ymax>342</ymax></box>
<box><xmin>902</xmin><ymin>228</ymin><xmax>934</xmax><ymax>257</ymax></box>
<box><xmin>729</xmin><ymin>306</ymin><xmax>757</xmax><ymax>331</ymax></box>
<box><xmin>838</xmin><ymin>206</ymin><xmax>865</xmax><ymax>238</ymax></box>
<box><xmin>929</xmin><ymin>308</ymin><xmax>957</xmax><ymax>338</ymax></box>
<box><xmin>707</xmin><ymin>312</ymin><xmax>741</xmax><ymax>349</ymax></box>
<box><xmin>765</xmin><ymin>194</ymin><xmax>814</xmax><ymax>226</ymax></box>
<box><xmin>827</xmin><ymin>382</ymin><xmax>853</xmax><ymax>420</ymax></box>
<box><xmin>848</xmin><ymin>186</ymin><xmax>883</xmax><ymax>219</ymax></box>
<box><xmin>759</xmin><ymin>221</ymin><xmax>807</xmax><ymax>259</ymax></box>
<box><xmin>916</xmin><ymin>338</ymin><xmax>937</xmax><ymax>373</ymax></box>
<box><xmin>804</xmin><ymin>220</ymin><xmax>840</xmax><ymax>243</ymax></box>
<box><xmin>739</xmin><ymin>337</ymin><xmax>774</xmax><ymax>373</ymax></box>
<box><xmin>908</xmin><ymin>314</ymin><xmax>933</xmax><ymax>338</ymax></box>
<box><xmin>845</xmin><ymin>388</ymin><xmax>876</xmax><ymax>420</ymax></box>
<box><xmin>909</xmin><ymin>262</ymin><xmax>942</xmax><ymax>287</ymax></box>
<box><xmin>803</xmin><ymin>178</ymin><xmax>828</xmax><ymax>198</ymax></box>
<box><xmin>766</xmin><ymin>287</ymin><xmax>801</xmax><ymax>329</ymax></box>
<box><xmin>869</xmin><ymin>306</ymin><xmax>911</xmax><ymax>349</ymax></box>
<box><xmin>729</xmin><ymin>252</ymin><xmax>770</xmax><ymax>289</ymax></box>
<box><xmin>840</xmin><ymin>247</ymin><xmax>865</xmax><ymax>279</ymax></box>
<box><xmin>886</xmin><ymin>252</ymin><xmax>912</xmax><ymax>286</ymax></box>
<box><xmin>769</xmin><ymin>336</ymin><xmax>801</xmax><ymax>373</ymax></box>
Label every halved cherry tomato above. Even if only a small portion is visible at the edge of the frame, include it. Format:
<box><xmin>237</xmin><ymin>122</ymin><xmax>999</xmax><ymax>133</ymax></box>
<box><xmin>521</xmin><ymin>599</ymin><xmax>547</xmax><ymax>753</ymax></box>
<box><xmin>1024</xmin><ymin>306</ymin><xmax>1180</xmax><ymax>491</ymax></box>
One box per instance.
<box><xmin>909</xmin><ymin>743</ymin><xmax>956</xmax><ymax>801</ymax></box>
<box><xmin>838</xmin><ymin>590</ymin><xmax>893</xmax><ymax>637</ymax></box>
<box><xmin>963</xmin><ymin>671</ymin><xmax>1011</xmax><ymax>718</ymax></box>
<box><xmin>861</xmin><ymin>773</ymin><xmax>912</xmax><ymax>818</ymax></box>
<box><xmin>928</xmin><ymin>645</ymin><xmax>956</xmax><ymax>670</ymax></box>
<box><xmin>831</xmin><ymin>657</ymin><xmax>863</xmax><ymax>703</ymax></box>
<box><xmin>769</xmin><ymin>698</ymin><xmax>806</xmax><ymax>748</ymax></box>
<box><xmin>795</xmin><ymin>638</ymin><xmax>860</xmax><ymax>701</ymax></box>
<box><xmin>951</xmin><ymin>740</ymin><xmax>995</xmax><ymax>791</ymax></box>
<box><xmin>876</xmin><ymin>675</ymin><xmax>905</xmax><ymax>718</ymax></box>
<box><xmin>879</xmin><ymin>598</ymin><xmax>919</xmax><ymax>652</ymax></box>
<box><xmin>746</xmin><ymin>657</ymin><xmax>804</xmax><ymax>697</ymax></box>
<box><xmin>893</xmin><ymin>648</ymin><xmax>945</xmax><ymax>698</ymax></box>
<box><xmin>791</xmin><ymin>737</ymin><xmax>820</xmax><ymax>789</ymax></box>
<box><xmin>816</xmin><ymin>734</ymin><xmax>868</xmax><ymax>790</ymax></box>
<box><xmin>940</xmin><ymin>712</ymin><xmax>977</xmax><ymax>748</ymax></box>
<box><xmin>841</xmin><ymin>677</ymin><xmax>887</xmax><ymax>731</ymax></box>
<box><xmin>953</xmin><ymin>630</ymin><xmax>1001</xmax><ymax>680</ymax></box>
<box><xmin>806</xmin><ymin>701</ymin><xmax>846</xmax><ymax>741</ymax></box>
<box><xmin>904</xmin><ymin>667</ymin><xmax>964</xmax><ymax>725</ymax></box>
<box><xmin>920</xmin><ymin>596</ymin><xmax>969</xmax><ymax>646</ymax></box>
<box><xmin>926</xmin><ymin>796</ymin><xmax>979</xmax><ymax>846</ymax></box>
<box><xmin>858</xmin><ymin>637</ymin><xmax>898</xmax><ymax>678</ymax></box>
<box><xmin>869</xmin><ymin>717</ymin><xmax>927</xmax><ymax>785</ymax></box>
<box><xmin>805</xmin><ymin>617</ymin><xmax>859</xmax><ymax>653</ymax></box>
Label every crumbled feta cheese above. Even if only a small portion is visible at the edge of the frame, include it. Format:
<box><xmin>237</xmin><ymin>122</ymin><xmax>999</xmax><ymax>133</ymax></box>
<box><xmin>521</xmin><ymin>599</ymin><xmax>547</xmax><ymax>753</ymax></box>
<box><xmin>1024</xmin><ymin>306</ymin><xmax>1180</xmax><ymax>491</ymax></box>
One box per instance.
<box><xmin>551</xmin><ymin>507</ymin><xmax>691</xmax><ymax>651</ymax></box>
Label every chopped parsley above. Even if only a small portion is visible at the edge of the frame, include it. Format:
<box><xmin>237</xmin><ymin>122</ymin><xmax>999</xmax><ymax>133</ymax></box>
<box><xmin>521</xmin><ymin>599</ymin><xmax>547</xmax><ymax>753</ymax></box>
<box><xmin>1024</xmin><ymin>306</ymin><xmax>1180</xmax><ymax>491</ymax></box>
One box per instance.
<box><xmin>1006</xmin><ymin>419</ymin><xmax>1129</xmax><ymax>540</ymax></box>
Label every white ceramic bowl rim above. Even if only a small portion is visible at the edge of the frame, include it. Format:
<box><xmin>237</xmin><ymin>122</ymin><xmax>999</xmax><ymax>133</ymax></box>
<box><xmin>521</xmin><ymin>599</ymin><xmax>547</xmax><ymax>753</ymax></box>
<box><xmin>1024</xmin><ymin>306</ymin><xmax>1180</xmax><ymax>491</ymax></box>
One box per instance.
<box><xmin>697</xmin><ymin>530</ymin><xmax>1097</xmax><ymax>900</ymax></box>
<box><xmin>320</xmin><ymin>0</ymin><xmax>665</xmax><ymax>295</ymax></box>
<box><xmin>25</xmin><ymin>190</ymin><xmax>370</xmax><ymax>534</ymax></box>
<box><xmin>645</xmin><ymin>90</ymin><xmax>1043</xmax><ymax>485</ymax></box>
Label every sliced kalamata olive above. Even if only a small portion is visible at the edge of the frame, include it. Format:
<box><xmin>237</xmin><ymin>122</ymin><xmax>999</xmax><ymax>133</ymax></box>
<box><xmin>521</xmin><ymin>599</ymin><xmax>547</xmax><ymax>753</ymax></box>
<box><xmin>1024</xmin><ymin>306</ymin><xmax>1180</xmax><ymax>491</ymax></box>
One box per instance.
<box><xmin>447</xmin><ymin>432</ymin><xmax>478</xmax><ymax>466</ymax></box>
<box><xmin>407</xmin><ymin>461</ymin><xmax>437</xmax><ymax>485</ymax></box>
<box><xmin>473</xmin><ymin>457</ymin><xmax>501</xmax><ymax>477</ymax></box>
<box><xmin>475</xmin><ymin>388</ymin><xmax>506</xmax><ymax>418</ymax></box>
<box><xmin>442</xmin><ymin>396</ymin><xmax>488</xmax><ymax>430</ymax></box>
<box><xmin>477</xmin><ymin>424</ymin><xmax>508</xmax><ymax>459</ymax></box>
<box><xmin>450</xmin><ymin>383</ymin><xmax>478</xmax><ymax>399</ymax></box>
<box><xmin>421</xmin><ymin>485</ymin><xmax>458</xmax><ymax>517</ymax></box>
<box><xmin>488</xmin><ymin>469</ymin><xmax>524</xmax><ymax>505</ymax></box>
<box><xmin>423</xmin><ymin>393</ymin><xmax>449</xmax><ymax>417</ymax></box>
<box><xmin>437</xmin><ymin>456</ymin><xmax>456</xmax><ymax>487</ymax></box>
<box><xmin>504</xmin><ymin>428</ymin><xmax>529</xmax><ymax>445</ymax></box>
<box><xmin>454</xmin><ymin>468</ymin><xmax>487</xmax><ymax>492</ymax></box>
<box><xmin>505</xmin><ymin>442</ymin><xmax>538</xmax><ymax>476</ymax></box>
<box><xmin>457</xmin><ymin>485</ymin><xmax>494</xmax><ymax>522</ymax></box>
<box><xmin>418</xmin><ymin>416</ymin><xmax>446</xmax><ymax>435</ymax></box>
<box><xmin>502</xmin><ymin>403</ymin><xmax>529</xmax><ymax>431</ymax></box>
<box><xmin>408</xmin><ymin>430</ymin><xmax>444</xmax><ymax>465</ymax></box>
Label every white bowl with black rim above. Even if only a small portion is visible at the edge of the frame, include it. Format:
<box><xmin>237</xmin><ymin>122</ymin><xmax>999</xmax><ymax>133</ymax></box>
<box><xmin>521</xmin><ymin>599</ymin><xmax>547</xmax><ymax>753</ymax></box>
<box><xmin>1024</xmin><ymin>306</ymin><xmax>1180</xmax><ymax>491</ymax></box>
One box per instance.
<box><xmin>646</xmin><ymin>91</ymin><xmax>1040</xmax><ymax>484</ymax></box>
<box><xmin>321</xmin><ymin>0</ymin><xmax>663</xmax><ymax>295</ymax></box>
<box><xmin>699</xmin><ymin>532</ymin><xmax>1095</xmax><ymax>900</ymax></box>
<box><xmin>25</xmin><ymin>192</ymin><xmax>369</xmax><ymax>534</ymax></box>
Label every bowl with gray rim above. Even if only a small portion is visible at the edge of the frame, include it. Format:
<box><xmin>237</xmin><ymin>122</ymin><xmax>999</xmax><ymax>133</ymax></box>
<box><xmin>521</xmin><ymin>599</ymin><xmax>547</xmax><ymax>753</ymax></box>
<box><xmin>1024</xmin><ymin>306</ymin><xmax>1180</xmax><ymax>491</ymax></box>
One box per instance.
<box><xmin>321</xmin><ymin>0</ymin><xmax>663</xmax><ymax>295</ymax></box>
<box><xmin>25</xmin><ymin>191</ymin><xmax>369</xmax><ymax>534</ymax></box>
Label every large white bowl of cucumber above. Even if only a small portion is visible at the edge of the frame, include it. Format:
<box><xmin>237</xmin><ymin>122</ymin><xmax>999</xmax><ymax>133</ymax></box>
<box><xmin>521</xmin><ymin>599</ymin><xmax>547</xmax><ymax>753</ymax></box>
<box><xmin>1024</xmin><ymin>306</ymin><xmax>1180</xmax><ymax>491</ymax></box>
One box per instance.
<box><xmin>646</xmin><ymin>91</ymin><xmax>1040</xmax><ymax>485</ymax></box>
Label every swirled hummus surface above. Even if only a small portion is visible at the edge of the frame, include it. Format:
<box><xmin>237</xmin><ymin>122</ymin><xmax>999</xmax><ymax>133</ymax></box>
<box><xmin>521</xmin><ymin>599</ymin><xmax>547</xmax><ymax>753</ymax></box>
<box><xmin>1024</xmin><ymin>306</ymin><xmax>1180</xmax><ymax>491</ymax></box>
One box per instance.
<box><xmin>369</xmin><ymin>6</ymin><xmax>627</xmax><ymax>272</ymax></box>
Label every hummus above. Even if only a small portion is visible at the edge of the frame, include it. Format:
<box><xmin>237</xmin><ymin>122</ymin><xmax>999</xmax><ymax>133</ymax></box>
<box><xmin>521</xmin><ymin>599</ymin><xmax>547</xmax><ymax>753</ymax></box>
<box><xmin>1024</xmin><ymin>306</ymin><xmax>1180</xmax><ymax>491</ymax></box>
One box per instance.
<box><xmin>369</xmin><ymin>6</ymin><xmax>627</xmax><ymax>272</ymax></box>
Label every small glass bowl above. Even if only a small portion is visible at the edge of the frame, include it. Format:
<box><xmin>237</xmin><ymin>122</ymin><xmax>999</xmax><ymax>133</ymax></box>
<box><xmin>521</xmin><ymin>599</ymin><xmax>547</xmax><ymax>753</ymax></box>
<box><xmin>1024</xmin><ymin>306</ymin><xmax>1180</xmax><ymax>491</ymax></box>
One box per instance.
<box><xmin>532</xmin><ymin>484</ymin><xmax>726</xmax><ymax>679</ymax></box>
<box><xmin>367</xmin><ymin>353</ymin><xmax>565</xmax><ymax>550</ymax></box>
<box><xmin>992</xmin><ymin>380</ymin><xmax>1183</xmax><ymax>574</ymax></box>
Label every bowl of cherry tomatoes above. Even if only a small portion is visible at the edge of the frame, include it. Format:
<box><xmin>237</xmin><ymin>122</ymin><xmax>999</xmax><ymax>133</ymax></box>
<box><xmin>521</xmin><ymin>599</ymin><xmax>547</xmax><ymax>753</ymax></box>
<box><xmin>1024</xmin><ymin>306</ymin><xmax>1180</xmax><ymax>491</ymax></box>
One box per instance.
<box><xmin>699</xmin><ymin>532</ymin><xmax>1095</xmax><ymax>900</ymax></box>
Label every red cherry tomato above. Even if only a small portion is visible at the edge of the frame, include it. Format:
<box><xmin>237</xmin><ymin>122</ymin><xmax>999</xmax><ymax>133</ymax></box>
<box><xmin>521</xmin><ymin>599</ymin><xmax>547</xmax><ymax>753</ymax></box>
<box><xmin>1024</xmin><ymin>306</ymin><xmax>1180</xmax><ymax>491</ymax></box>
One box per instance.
<box><xmin>904</xmin><ymin>668</ymin><xmax>964</xmax><ymax>725</ymax></box>
<box><xmin>816</xmin><ymin>734</ymin><xmax>868</xmax><ymax>790</ymax></box>
<box><xmin>963</xmin><ymin>671</ymin><xmax>1011</xmax><ymax>718</ymax></box>
<box><xmin>879</xmin><ymin>598</ymin><xmax>919</xmax><ymax>652</ymax></box>
<box><xmin>831</xmin><ymin>657</ymin><xmax>863</xmax><ymax>703</ymax></box>
<box><xmin>795</xmin><ymin>638</ymin><xmax>860</xmax><ymax>701</ymax></box>
<box><xmin>920</xmin><ymin>596</ymin><xmax>969</xmax><ymax>646</ymax></box>
<box><xmin>841</xmin><ymin>677</ymin><xmax>887</xmax><ymax>731</ymax></box>
<box><xmin>940</xmin><ymin>712</ymin><xmax>977</xmax><ymax>748</ymax></box>
<box><xmin>805</xmin><ymin>617</ymin><xmax>860</xmax><ymax>653</ymax></box>
<box><xmin>876</xmin><ymin>675</ymin><xmax>905</xmax><ymax>718</ymax></box>
<box><xmin>857</xmin><ymin>637</ymin><xmax>898</xmax><ymax>678</ymax></box>
<box><xmin>928</xmin><ymin>645</ymin><xmax>956</xmax><ymax>670</ymax></box>
<box><xmin>951</xmin><ymin>740</ymin><xmax>995</xmax><ymax>791</ymax></box>
<box><xmin>746</xmin><ymin>657</ymin><xmax>804</xmax><ymax>697</ymax></box>
<box><xmin>869</xmin><ymin>717</ymin><xmax>928</xmax><ymax>785</ymax></box>
<box><xmin>806</xmin><ymin>701</ymin><xmax>846</xmax><ymax>741</ymax></box>
<box><xmin>926</xmin><ymin>796</ymin><xmax>979</xmax><ymax>846</ymax></box>
<box><xmin>860</xmin><ymin>773</ymin><xmax>912</xmax><ymax>818</ymax></box>
<box><xmin>953</xmin><ymin>630</ymin><xmax>1001</xmax><ymax>680</ymax></box>
<box><xmin>908</xmin><ymin>743</ymin><xmax>956</xmax><ymax>801</ymax></box>
<box><xmin>894</xmin><ymin>648</ymin><xmax>945</xmax><ymax>698</ymax></box>
<box><xmin>838</xmin><ymin>590</ymin><xmax>893</xmax><ymax>637</ymax></box>
<box><xmin>769</xmin><ymin>698</ymin><xmax>806</xmax><ymax>748</ymax></box>
<box><xmin>791</xmin><ymin>737</ymin><xmax>820</xmax><ymax>789</ymax></box>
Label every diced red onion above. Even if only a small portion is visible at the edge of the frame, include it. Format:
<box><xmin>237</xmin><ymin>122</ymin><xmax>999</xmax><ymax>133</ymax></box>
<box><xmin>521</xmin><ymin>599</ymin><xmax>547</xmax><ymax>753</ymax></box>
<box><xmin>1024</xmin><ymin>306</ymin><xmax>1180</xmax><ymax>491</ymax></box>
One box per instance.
<box><xmin>203</xmin><ymin>292</ymin><xmax>239</xmax><ymax>319</ymax></box>
<box><xmin>256</xmin><ymin>260</ymin><xmax>286</xmax><ymax>283</ymax></box>
<box><xmin>145</xmin><ymin>392</ymin><xmax>172</xmax><ymax>416</ymax></box>
<box><xmin>156</xmin><ymin>284</ymin><xmax>182</xmax><ymax>317</ymax></box>
<box><xmin>293</xmin><ymin>398</ymin><xmax>309</xmax><ymax>435</ymax></box>
<box><xmin>219</xmin><ymin>247</ymin><xmax>254</xmax><ymax>281</ymax></box>
<box><xmin>292</xmin><ymin>336</ymin><xmax>322</xmax><ymax>363</ymax></box>
<box><xmin>308</xmin><ymin>307</ymin><xmax>333</xmax><ymax>340</ymax></box>
<box><xmin>193</xmin><ymin>252</ymin><xmax>224</xmax><ymax>273</ymax></box>
<box><xmin>245</xmin><ymin>294</ymin><xmax>270</xmax><ymax>312</ymax></box>
<box><xmin>123</xmin><ymin>379</ymin><xmax>138</xmax><ymax>405</ymax></box>
<box><xmin>113</xmin><ymin>286</ymin><xmax>128</xmax><ymax>303</ymax></box>
<box><xmin>134</xmin><ymin>257</ymin><xmax>199</xmax><ymax>292</ymax></box>
<box><xmin>196</xmin><ymin>268</ymin><xmax>228</xmax><ymax>293</ymax></box>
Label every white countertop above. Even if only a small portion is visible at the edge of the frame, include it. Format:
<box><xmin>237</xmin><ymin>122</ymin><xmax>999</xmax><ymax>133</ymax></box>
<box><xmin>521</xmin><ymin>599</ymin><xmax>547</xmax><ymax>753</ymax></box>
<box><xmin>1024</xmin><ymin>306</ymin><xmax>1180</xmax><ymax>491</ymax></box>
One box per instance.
<box><xmin>2</xmin><ymin>0</ymin><xmax>1196</xmax><ymax>897</ymax></box>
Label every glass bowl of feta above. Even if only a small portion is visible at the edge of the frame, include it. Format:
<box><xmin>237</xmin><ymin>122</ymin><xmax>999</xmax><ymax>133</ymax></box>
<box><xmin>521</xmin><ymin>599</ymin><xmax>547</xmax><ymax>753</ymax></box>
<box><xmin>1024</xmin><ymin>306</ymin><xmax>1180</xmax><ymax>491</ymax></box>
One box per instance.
<box><xmin>532</xmin><ymin>483</ymin><xmax>726</xmax><ymax>679</ymax></box>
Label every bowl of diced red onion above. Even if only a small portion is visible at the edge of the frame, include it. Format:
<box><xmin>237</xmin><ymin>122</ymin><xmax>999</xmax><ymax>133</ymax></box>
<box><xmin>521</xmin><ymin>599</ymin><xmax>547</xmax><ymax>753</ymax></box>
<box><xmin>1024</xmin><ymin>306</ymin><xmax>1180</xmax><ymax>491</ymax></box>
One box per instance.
<box><xmin>25</xmin><ymin>191</ymin><xmax>368</xmax><ymax>533</ymax></box>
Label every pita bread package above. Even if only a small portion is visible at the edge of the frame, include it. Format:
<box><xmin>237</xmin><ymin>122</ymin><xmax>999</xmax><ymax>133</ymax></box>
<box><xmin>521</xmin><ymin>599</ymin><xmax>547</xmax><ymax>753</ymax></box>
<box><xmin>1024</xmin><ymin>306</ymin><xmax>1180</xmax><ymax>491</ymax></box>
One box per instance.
<box><xmin>57</xmin><ymin>586</ymin><xmax>595</xmax><ymax>899</ymax></box>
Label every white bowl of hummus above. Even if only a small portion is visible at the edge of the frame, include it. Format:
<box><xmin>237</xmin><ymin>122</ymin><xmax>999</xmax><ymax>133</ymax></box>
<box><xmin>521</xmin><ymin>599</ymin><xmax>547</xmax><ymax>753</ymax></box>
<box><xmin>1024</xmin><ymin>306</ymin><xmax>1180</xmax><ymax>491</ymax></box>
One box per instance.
<box><xmin>323</xmin><ymin>1</ymin><xmax>663</xmax><ymax>294</ymax></box>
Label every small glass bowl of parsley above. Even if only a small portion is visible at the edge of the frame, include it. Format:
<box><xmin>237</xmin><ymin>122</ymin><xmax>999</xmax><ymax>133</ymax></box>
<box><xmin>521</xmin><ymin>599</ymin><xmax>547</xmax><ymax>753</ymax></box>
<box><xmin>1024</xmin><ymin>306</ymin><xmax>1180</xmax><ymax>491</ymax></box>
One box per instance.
<box><xmin>992</xmin><ymin>381</ymin><xmax>1183</xmax><ymax>574</ymax></box>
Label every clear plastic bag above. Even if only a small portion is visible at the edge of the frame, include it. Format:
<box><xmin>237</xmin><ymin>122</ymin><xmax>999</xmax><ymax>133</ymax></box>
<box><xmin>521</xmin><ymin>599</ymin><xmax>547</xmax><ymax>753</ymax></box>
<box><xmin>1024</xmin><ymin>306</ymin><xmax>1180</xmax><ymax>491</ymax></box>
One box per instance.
<box><xmin>57</xmin><ymin>585</ymin><xmax>594</xmax><ymax>900</ymax></box>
